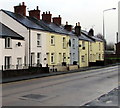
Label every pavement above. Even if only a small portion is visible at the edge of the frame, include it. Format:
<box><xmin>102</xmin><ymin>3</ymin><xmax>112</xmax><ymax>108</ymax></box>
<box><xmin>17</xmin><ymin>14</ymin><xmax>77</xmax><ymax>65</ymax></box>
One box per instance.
<box><xmin>2</xmin><ymin>63</ymin><xmax>120</xmax><ymax>83</ymax></box>
<box><xmin>83</xmin><ymin>86</ymin><xmax>119</xmax><ymax>107</ymax></box>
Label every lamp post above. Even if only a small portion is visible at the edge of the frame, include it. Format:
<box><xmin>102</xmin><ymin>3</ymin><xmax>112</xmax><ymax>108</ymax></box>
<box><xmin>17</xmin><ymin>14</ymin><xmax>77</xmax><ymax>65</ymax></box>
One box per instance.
<box><xmin>103</xmin><ymin>8</ymin><xmax>116</xmax><ymax>64</ymax></box>
<box><xmin>103</xmin><ymin>8</ymin><xmax>116</xmax><ymax>41</ymax></box>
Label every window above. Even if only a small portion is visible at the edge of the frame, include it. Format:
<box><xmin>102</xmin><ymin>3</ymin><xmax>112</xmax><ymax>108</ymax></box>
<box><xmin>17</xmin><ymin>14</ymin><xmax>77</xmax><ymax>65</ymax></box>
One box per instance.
<box><xmin>17</xmin><ymin>58</ymin><xmax>22</xmax><ymax>66</ymax></box>
<box><xmin>99</xmin><ymin>54</ymin><xmax>101</xmax><ymax>60</ymax></box>
<box><xmin>81</xmin><ymin>56</ymin><xmax>85</xmax><ymax>62</ymax></box>
<box><xmin>51</xmin><ymin>53</ymin><xmax>55</xmax><ymax>63</ymax></box>
<box><xmin>73</xmin><ymin>53</ymin><xmax>75</xmax><ymax>60</ymax></box>
<box><xmin>5</xmin><ymin>37</ymin><xmax>12</xmax><ymax>48</ymax></box>
<box><xmin>72</xmin><ymin>39</ymin><xmax>75</xmax><ymax>49</ymax></box>
<box><xmin>63</xmin><ymin>37</ymin><xmax>66</xmax><ymax>49</ymax></box>
<box><xmin>99</xmin><ymin>43</ymin><xmax>101</xmax><ymax>51</ymax></box>
<box><xmin>5</xmin><ymin>56</ymin><xmax>11</xmax><ymax>69</ymax></box>
<box><xmin>37</xmin><ymin>53</ymin><xmax>41</xmax><ymax>64</ymax></box>
<box><xmin>82</xmin><ymin>41</ymin><xmax>85</xmax><ymax>50</ymax></box>
<box><xmin>63</xmin><ymin>53</ymin><xmax>66</xmax><ymax>62</ymax></box>
<box><xmin>51</xmin><ymin>36</ymin><xmax>55</xmax><ymax>45</ymax></box>
<box><xmin>90</xmin><ymin>42</ymin><xmax>92</xmax><ymax>51</ymax></box>
<box><xmin>37</xmin><ymin>34</ymin><xmax>41</xmax><ymax>46</ymax></box>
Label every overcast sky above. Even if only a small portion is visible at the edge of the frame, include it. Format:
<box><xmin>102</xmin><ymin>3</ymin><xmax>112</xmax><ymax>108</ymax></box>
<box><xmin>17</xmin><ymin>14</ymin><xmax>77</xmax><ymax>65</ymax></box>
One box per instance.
<box><xmin>0</xmin><ymin>0</ymin><xmax>119</xmax><ymax>43</ymax></box>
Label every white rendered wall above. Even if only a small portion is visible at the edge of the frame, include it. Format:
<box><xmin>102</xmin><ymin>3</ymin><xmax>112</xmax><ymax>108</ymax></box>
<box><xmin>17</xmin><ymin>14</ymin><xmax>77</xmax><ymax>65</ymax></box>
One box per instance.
<box><xmin>0</xmin><ymin>38</ymin><xmax>25</xmax><ymax>70</ymax></box>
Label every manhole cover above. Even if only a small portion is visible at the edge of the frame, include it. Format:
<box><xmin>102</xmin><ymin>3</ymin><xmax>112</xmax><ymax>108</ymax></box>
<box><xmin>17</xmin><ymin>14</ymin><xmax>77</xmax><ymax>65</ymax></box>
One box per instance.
<box><xmin>22</xmin><ymin>94</ymin><xmax>46</xmax><ymax>100</ymax></box>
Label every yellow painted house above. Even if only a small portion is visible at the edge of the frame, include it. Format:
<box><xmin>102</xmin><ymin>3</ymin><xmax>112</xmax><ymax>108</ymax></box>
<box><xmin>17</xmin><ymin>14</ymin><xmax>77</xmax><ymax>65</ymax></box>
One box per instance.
<box><xmin>46</xmin><ymin>32</ymin><xmax>70</xmax><ymax>66</ymax></box>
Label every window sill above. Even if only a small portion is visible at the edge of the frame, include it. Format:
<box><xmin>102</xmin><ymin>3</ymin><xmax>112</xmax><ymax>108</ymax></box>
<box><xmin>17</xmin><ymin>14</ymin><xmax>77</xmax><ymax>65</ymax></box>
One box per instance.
<box><xmin>51</xmin><ymin>44</ymin><xmax>55</xmax><ymax>46</ymax></box>
<box><xmin>37</xmin><ymin>46</ymin><xmax>42</xmax><ymax>47</ymax></box>
<box><xmin>5</xmin><ymin>47</ymin><xmax>12</xmax><ymax>49</ymax></box>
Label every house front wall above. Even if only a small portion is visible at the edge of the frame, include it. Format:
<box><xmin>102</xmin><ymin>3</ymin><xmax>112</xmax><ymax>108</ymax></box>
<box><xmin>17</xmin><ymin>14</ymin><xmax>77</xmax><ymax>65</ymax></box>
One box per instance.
<box><xmin>70</xmin><ymin>35</ymin><xmax>79</xmax><ymax>65</ymax></box>
<box><xmin>30</xmin><ymin>30</ymin><xmax>47</xmax><ymax>67</ymax></box>
<box><xmin>94</xmin><ymin>41</ymin><xmax>104</xmax><ymax>61</ymax></box>
<box><xmin>46</xmin><ymin>32</ymin><xmax>70</xmax><ymax>66</ymax></box>
<box><xmin>0</xmin><ymin>38</ymin><xmax>25</xmax><ymax>70</ymax></box>
<box><xmin>79</xmin><ymin>40</ymin><xmax>89</xmax><ymax>67</ymax></box>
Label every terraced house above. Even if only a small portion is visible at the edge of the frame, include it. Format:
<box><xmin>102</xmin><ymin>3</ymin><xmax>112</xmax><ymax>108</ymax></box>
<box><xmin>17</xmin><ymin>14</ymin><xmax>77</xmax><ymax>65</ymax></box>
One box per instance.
<box><xmin>0</xmin><ymin>2</ymin><xmax>104</xmax><ymax>72</ymax></box>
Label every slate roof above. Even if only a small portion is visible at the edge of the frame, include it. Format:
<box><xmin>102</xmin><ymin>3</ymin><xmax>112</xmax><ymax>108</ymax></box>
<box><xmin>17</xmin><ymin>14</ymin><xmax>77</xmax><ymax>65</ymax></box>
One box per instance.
<box><xmin>79</xmin><ymin>32</ymin><xmax>94</xmax><ymax>42</ymax></box>
<box><xmin>0</xmin><ymin>23</ymin><xmax>24</xmax><ymax>40</ymax></box>
<box><xmin>28</xmin><ymin>16</ymin><xmax>74</xmax><ymax>35</ymax></box>
<box><xmin>81</xmin><ymin>30</ymin><xmax>103</xmax><ymax>42</ymax></box>
<box><xmin>2</xmin><ymin>10</ymin><xmax>45</xmax><ymax>31</ymax></box>
<box><xmin>2</xmin><ymin>9</ymin><xmax>103</xmax><ymax>42</ymax></box>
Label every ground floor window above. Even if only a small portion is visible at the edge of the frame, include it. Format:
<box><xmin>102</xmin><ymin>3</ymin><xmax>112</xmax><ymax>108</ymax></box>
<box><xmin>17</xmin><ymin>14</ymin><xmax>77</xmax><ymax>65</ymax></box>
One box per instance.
<box><xmin>51</xmin><ymin>53</ymin><xmax>55</xmax><ymax>64</ymax></box>
<box><xmin>37</xmin><ymin>53</ymin><xmax>41</xmax><ymax>65</ymax></box>
<box><xmin>81</xmin><ymin>55</ymin><xmax>85</xmax><ymax>62</ymax></box>
<box><xmin>5</xmin><ymin>56</ymin><xmax>11</xmax><ymax>69</ymax></box>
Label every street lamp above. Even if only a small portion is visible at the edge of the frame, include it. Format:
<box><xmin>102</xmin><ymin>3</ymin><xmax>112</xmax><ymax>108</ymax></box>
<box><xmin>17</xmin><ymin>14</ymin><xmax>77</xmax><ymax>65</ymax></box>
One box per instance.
<box><xmin>103</xmin><ymin>8</ymin><xmax>116</xmax><ymax>64</ymax></box>
<box><xmin>103</xmin><ymin>8</ymin><xmax>116</xmax><ymax>40</ymax></box>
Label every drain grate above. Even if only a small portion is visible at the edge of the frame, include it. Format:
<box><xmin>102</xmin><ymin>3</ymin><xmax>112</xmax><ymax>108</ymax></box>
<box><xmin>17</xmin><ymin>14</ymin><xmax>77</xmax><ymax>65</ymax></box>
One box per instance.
<box><xmin>22</xmin><ymin>94</ymin><xmax>46</xmax><ymax>100</ymax></box>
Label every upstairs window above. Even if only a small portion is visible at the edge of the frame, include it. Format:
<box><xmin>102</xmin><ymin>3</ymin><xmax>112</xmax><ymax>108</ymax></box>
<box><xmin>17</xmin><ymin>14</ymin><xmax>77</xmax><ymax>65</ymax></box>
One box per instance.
<box><xmin>82</xmin><ymin>41</ymin><xmax>85</xmax><ymax>50</ymax></box>
<box><xmin>51</xmin><ymin>36</ymin><xmax>55</xmax><ymax>46</ymax></box>
<box><xmin>37</xmin><ymin>34</ymin><xmax>41</xmax><ymax>47</ymax></box>
<box><xmin>72</xmin><ymin>39</ymin><xmax>75</xmax><ymax>49</ymax></box>
<box><xmin>90</xmin><ymin>42</ymin><xmax>92</xmax><ymax>51</ymax></box>
<box><xmin>63</xmin><ymin>37</ymin><xmax>66</xmax><ymax>49</ymax></box>
<box><xmin>99</xmin><ymin>43</ymin><xmax>101</xmax><ymax>51</ymax></box>
<box><xmin>5</xmin><ymin>37</ymin><xmax>12</xmax><ymax>48</ymax></box>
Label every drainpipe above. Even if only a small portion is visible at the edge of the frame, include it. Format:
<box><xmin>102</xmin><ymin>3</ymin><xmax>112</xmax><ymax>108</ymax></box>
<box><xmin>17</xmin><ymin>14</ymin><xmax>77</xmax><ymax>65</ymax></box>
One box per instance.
<box><xmin>88</xmin><ymin>41</ymin><xmax>90</xmax><ymax>66</ymax></box>
<box><xmin>28</xmin><ymin>28</ymin><xmax>31</xmax><ymax>68</ymax></box>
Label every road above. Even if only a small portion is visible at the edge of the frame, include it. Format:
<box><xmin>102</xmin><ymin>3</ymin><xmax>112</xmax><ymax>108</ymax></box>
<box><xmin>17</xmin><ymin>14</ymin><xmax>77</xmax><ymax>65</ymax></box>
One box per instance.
<box><xmin>2</xmin><ymin>65</ymin><xmax>119</xmax><ymax>106</ymax></box>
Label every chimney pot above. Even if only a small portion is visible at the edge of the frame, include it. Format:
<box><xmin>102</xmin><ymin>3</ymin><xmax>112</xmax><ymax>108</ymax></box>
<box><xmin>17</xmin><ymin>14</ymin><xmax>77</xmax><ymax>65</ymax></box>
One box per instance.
<box><xmin>22</xmin><ymin>2</ymin><xmax>25</xmax><ymax>6</ymax></box>
<box><xmin>78</xmin><ymin>22</ymin><xmax>80</xmax><ymax>26</ymax></box>
<box><xmin>37</xmin><ymin>6</ymin><xmax>39</xmax><ymax>10</ymax></box>
<box><xmin>66</xmin><ymin>21</ymin><xmax>68</xmax><ymax>25</ymax></box>
<box><xmin>49</xmin><ymin>11</ymin><xmax>50</xmax><ymax>14</ymax></box>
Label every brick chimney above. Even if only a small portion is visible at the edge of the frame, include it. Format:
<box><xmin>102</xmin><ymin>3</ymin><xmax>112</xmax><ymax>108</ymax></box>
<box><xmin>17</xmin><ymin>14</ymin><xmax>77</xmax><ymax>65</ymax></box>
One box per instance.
<box><xmin>64</xmin><ymin>22</ymin><xmax>72</xmax><ymax>32</ymax></box>
<box><xmin>52</xmin><ymin>15</ymin><xmax>61</xmax><ymax>25</ymax></box>
<box><xmin>75</xmin><ymin>22</ymin><xmax>81</xmax><ymax>36</ymax></box>
<box><xmin>29</xmin><ymin>6</ymin><xmax>40</xmax><ymax>20</ymax></box>
<box><xmin>88</xmin><ymin>28</ymin><xmax>94</xmax><ymax>36</ymax></box>
<box><xmin>14</xmin><ymin>2</ymin><xmax>26</xmax><ymax>16</ymax></box>
<box><xmin>42</xmin><ymin>11</ymin><xmax>52</xmax><ymax>23</ymax></box>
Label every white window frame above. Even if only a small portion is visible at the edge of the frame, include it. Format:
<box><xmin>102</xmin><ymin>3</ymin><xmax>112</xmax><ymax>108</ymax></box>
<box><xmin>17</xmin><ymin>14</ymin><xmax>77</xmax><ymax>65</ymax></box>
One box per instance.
<box><xmin>51</xmin><ymin>53</ymin><xmax>55</xmax><ymax>64</ymax></box>
<box><xmin>5</xmin><ymin>37</ymin><xmax>12</xmax><ymax>48</ymax></box>
<box><xmin>51</xmin><ymin>36</ymin><xmax>55</xmax><ymax>46</ymax></box>
<box><xmin>72</xmin><ymin>39</ymin><xmax>75</xmax><ymax>49</ymax></box>
<box><xmin>81</xmin><ymin>55</ymin><xmax>85</xmax><ymax>62</ymax></box>
<box><xmin>37</xmin><ymin>34</ymin><xmax>41</xmax><ymax>47</ymax></box>
<box><xmin>37</xmin><ymin>53</ymin><xmax>41</xmax><ymax>64</ymax></box>
<box><xmin>63</xmin><ymin>37</ymin><xmax>66</xmax><ymax>49</ymax></box>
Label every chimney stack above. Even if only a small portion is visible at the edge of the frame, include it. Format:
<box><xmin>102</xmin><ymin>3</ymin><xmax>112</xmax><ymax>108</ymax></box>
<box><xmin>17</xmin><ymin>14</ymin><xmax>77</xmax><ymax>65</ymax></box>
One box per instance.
<box><xmin>29</xmin><ymin>6</ymin><xmax>40</xmax><ymax>20</ymax></box>
<box><xmin>88</xmin><ymin>28</ymin><xmax>94</xmax><ymax>36</ymax></box>
<box><xmin>75</xmin><ymin>22</ymin><xmax>81</xmax><ymax>36</ymax></box>
<box><xmin>52</xmin><ymin>15</ymin><xmax>62</xmax><ymax>25</ymax></box>
<box><xmin>42</xmin><ymin>11</ymin><xmax>52</xmax><ymax>23</ymax></box>
<box><xmin>14</xmin><ymin>2</ymin><xmax>26</xmax><ymax>16</ymax></box>
<box><xmin>64</xmin><ymin>22</ymin><xmax>72</xmax><ymax>32</ymax></box>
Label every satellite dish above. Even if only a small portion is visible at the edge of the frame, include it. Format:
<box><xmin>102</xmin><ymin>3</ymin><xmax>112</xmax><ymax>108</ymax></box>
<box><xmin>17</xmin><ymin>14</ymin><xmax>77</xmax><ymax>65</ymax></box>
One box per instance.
<box><xmin>18</xmin><ymin>42</ymin><xmax>21</xmax><ymax>46</ymax></box>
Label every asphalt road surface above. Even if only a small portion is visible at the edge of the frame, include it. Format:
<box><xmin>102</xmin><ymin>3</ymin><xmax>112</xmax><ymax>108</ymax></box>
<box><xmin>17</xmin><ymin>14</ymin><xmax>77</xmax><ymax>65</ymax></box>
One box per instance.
<box><xmin>2</xmin><ymin>65</ymin><xmax>119</xmax><ymax>106</ymax></box>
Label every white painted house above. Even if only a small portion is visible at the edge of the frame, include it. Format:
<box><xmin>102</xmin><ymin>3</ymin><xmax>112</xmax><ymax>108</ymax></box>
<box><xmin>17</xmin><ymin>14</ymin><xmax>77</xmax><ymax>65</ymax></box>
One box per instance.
<box><xmin>0</xmin><ymin>23</ymin><xmax>25</xmax><ymax>70</ymax></box>
<box><xmin>0</xmin><ymin>2</ymin><xmax>48</xmax><ymax>67</ymax></box>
